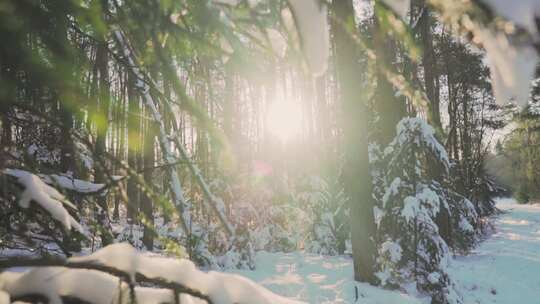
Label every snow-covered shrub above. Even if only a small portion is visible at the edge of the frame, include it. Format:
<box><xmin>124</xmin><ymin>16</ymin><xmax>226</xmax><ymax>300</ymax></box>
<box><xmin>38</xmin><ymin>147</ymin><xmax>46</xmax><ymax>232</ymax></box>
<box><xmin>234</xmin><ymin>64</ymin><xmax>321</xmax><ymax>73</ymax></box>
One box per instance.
<box><xmin>219</xmin><ymin>224</ymin><xmax>255</xmax><ymax>270</ymax></box>
<box><xmin>253</xmin><ymin>203</ymin><xmax>304</xmax><ymax>252</ymax></box>
<box><xmin>516</xmin><ymin>184</ymin><xmax>531</xmax><ymax>204</ymax></box>
<box><xmin>228</xmin><ymin>175</ymin><xmax>304</xmax><ymax>253</ymax></box>
<box><xmin>442</xmin><ymin>189</ymin><xmax>478</xmax><ymax>253</ymax></box>
<box><xmin>296</xmin><ymin>176</ymin><xmax>349</xmax><ymax>255</ymax></box>
<box><xmin>469</xmin><ymin>178</ymin><xmax>497</xmax><ymax>214</ymax></box>
<box><xmin>1</xmin><ymin>169</ymin><xmax>88</xmax><ymax>256</ymax></box>
<box><xmin>375</xmin><ymin>118</ymin><xmax>477</xmax><ymax>303</ymax></box>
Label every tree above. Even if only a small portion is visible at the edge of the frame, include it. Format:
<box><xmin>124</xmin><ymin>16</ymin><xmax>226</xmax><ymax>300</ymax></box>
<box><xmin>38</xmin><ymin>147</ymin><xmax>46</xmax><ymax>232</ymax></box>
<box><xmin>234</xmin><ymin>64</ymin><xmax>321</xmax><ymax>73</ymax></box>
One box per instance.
<box><xmin>331</xmin><ymin>0</ymin><xmax>378</xmax><ymax>283</ymax></box>
<box><xmin>376</xmin><ymin>118</ymin><xmax>477</xmax><ymax>303</ymax></box>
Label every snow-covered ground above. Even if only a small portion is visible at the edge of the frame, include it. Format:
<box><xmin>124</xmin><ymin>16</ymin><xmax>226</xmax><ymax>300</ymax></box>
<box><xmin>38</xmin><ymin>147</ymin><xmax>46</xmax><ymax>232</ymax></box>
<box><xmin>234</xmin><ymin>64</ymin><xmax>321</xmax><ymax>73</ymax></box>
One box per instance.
<box><xmin>450</xmin><ymin>197</ymin><xmax>540</xmax><ymax>303</ymax></box>
<box><xmin>233</xmin><ymin>251</ymin><xmax>422</xmax><ymax>304</ymax></box>
<box><xmin>232</xmin><ymin>197</ymin><xmax>540</xmax><ymax>303</ymax></box>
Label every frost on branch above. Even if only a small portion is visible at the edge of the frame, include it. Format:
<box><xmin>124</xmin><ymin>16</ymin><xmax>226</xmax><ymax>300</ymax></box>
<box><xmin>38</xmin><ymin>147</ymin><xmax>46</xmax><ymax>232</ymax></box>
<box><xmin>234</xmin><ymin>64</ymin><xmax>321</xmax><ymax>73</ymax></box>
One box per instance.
<box><xmin>4</xmin><ymin>169</ymin><xmax>83</xmax><ymax>233</ymax></box>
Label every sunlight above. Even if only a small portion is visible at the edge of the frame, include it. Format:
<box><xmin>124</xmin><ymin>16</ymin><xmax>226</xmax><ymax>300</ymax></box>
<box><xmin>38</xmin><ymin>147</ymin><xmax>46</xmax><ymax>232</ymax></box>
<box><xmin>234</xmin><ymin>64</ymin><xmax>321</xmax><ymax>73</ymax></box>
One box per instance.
<box><xmin>266</xmin><ymin>99</ymin><xmax>303</xmax><ymax>142</ymax></box>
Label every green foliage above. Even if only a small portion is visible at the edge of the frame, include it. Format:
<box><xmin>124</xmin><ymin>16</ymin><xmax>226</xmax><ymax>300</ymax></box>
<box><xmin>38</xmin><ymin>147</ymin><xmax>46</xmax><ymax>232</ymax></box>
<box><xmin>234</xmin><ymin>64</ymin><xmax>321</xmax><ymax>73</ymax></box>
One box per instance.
<box><xmin>516</xmin><ymin>184</ymin><xmax>531</xmax><ymax>204</ymax></box>
<box><xmin>375</xmin><ymin>118</ymin><xmax>476</xmax><ymax>303</ymax></box>
<box><xmin>491</xmin><ymin>98</ymin><xmax>540</xmax><ymax>202</ymax></box>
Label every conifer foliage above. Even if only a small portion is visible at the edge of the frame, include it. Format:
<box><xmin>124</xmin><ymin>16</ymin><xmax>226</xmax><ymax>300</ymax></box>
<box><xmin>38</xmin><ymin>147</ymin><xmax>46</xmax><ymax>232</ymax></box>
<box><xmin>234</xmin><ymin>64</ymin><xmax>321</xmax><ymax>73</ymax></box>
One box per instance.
<box><xmin>375</xmin><ymin>118</ymin><xmax>477</xmax><ymax>303</ymax></box>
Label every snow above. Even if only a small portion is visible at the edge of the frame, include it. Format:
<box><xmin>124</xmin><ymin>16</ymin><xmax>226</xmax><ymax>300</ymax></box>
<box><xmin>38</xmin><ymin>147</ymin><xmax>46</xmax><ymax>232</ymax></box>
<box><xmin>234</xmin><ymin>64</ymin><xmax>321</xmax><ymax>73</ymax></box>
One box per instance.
<box><xmin>380</xmin><ymin>240</ymin><xmax>402</xmax><ymax>263</ymax></box>
<box><xmin>1</xmin><ymin>197</ymin><xmax>538</xmax><ymax>303</ymax></box>
<box><xmin>390</xmin><ymin>118</ymin><xmax>450</xmax><ymax>169</ymax></box>
<box><xmin>381</xmin><ymin>0</ymin><xmax>410</xmax><ymax>19</ymax></box>
<box><xmin>43</xmin><ymin>174</ymin><xmax>105</xmax><ymax>193</ymax></box>
<box><xmin>69</xmin><ymin>243</ymin><xmax>302</xmax><ymax>304</ymax></box>
<box><xmin>1</xmin><ymin>267</ymin><xmax>126</xmax><ymax>304</ymax></box>
<box><xmin>458</xmin><ymin>1</ymin><xmax>540</xmax><ymax>108</ymax></box>
<box><xmin>373</xmin><ymin>206</ymin><xmax>385</xmax><ymax>226</ymax></box>
<box><xmin>231</xmin><ymin>197</ymin><xmax>540</xmax><ymax>303</ymax></box>
<box><xmin>4</xmin><ymin>169</ymin><xmax>83</xmax><ymax>233</ymax></box>
<box><xmin>288</xmin><ymin>0</ymin><xmax>330</xmax><ymax>76</ymax></box>
<box><xmin>473</xmin><ymin>28</ymin><xmax>538</xmax><ymax>108</ymax></box>
<box><xmin>231</xmin><ymin>251</ymin><xmax>421</xmax><ymax>304</ymax></box>
<box><xmin>0</xmin><ymin>291</ymin><xmax>8</xmax><ymax>304</ymax></box>
<box><xmin>382</xmin><ymin>177</ymin><xmax>401</xmax><ymax>207</ymax></box>
<box><xmin>449</xmin><ymin>197</ymin><xmax>540</xmax><ymax>303</ymax></box>
<box><xmin>402</xmin><ymin>196</ymin><xmax>420</xmax><ymax>222</ymax></box>
<box><xmin>481</xmin><ymin>0</ymin><xmax>540</xmax><ymax>37</ymax></box>
<box><xmin>458</xmin><ymin>217</ymin><xmax>474</xmax><ymax>233</ymax></box>
<box><xmin>400</xmin><ymin>185</ymin><xmax>441</xmax><ymax>225</ymax></box>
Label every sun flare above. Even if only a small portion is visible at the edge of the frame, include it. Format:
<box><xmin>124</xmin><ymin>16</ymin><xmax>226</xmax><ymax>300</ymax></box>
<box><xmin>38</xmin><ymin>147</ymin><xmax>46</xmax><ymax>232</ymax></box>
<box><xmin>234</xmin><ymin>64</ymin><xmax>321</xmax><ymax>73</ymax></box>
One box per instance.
<box><xmin>266</xmin><ymin>99</ymin><xmax>303</xmax><ymax>142</ymax></box>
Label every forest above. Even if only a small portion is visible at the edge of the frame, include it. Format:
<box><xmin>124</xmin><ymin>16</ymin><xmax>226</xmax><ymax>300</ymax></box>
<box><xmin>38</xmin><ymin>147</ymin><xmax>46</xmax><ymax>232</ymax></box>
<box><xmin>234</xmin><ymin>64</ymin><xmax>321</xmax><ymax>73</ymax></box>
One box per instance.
<box><xmin>0</xmin><ymin>0</ymin><xmax>539</xmax><ymax>303</ymax></box>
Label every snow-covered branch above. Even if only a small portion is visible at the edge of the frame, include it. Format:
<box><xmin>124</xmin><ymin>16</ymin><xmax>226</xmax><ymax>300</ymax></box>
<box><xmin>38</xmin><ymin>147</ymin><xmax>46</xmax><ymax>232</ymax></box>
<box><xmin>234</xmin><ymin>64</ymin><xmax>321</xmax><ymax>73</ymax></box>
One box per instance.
<box><xmin>112</xmin><ymin>29</ymin><xmax>236</xmax><ymax>239</ymax></box>
<box><xmin>112</xmin><ymin>29</ymin><xmax>192</xmax><ymax>235</ymax></box>
<box><xmin>0</xmin><ymin>243</ymin><xmax>304</xmax><ymax>304</ymax></box>
<box><xmin>3</xmin><ymin>169</ymin><xmax>83</xmax><ymax>233</ymax></box>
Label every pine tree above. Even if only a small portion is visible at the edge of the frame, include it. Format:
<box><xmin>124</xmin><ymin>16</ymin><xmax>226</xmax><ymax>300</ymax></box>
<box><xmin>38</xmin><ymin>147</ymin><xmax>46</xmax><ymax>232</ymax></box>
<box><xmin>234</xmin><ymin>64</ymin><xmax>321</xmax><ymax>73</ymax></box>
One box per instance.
<box><xmin>375</xmin><ymin>118</ymin><xmax>477</xmax><ymax>303</ymax></box>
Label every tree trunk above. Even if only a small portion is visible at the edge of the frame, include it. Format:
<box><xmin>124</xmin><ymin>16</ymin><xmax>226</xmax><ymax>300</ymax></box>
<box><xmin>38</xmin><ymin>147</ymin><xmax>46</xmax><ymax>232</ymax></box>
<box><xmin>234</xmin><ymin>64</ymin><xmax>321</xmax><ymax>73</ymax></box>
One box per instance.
<box><xmin>419</xmin><ymin>4</ymin><xmax>442</xmax><ymax>133</ymax></box>
<box><xmin>141</xmin><ymin>111</ymin><xmax>156</xmax><ymax>250</ymax></box>
<box><xmin>127</xmin><ymin>72</ymin><xmax>141</xmax><ymax>222</ymax></box>
<box><xmin>331</xmin><ymin>0</ymin><xmax>378</xmax><ymax>284</ymax></box>
<box><xmin>373</xmin><ymin>13</ymin><xmax>404</xmax><ymax>146</ymax></box>
<box><xmin>93</xmin><ymin>36</ymin><xmax>114</xmax><ymax>246</ymax></box>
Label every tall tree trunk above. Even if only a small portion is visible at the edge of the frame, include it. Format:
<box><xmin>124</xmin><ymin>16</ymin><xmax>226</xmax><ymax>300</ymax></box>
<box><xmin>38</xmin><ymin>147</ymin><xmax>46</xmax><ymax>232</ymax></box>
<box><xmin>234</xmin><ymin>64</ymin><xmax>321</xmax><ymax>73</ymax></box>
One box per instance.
<box><xmin>419</xmin><ymin>4</ymin><xmax>442</xmax><ymax>133</ymax></box>
<box><xmin>373</xmin><ymin>12</ymin><xmax>404</xmax><ymax>146</ymax></box>
<box><xmin>126</xmin><ymin>72</ymin><xmax>141</xmax><ymax>221</ymax></box>
<box><xmin>59</xmin><ymin>104</ymin><xmax>76</xmax><ymax>174</ymax></box>
<box><xmin>93</xmin><ymin>36</ymin><xmax>114</xmax><ymax>246</ymax></box>
<box><xmin>331</xmin><ymin>0</ymin><xmax>378</xmax><ymax>284</ymax></box>
<box><xmin>0</xmin><ymin>61</ymin><xmax>12</xmax><ymax>167</ymax></box>
<box><xmin>419</xmin><ymin>4</ymin><xmax>451</xmax><ymax>244</ymax></box>
<box><xmin>141</xmin><ymin>109</ymin><xmax>156</xmax><ymax>250</ymax></box>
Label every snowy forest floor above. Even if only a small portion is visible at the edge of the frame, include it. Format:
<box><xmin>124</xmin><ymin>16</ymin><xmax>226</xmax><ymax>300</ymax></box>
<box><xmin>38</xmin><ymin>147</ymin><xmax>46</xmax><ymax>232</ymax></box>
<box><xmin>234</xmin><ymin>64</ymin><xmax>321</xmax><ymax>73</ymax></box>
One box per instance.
<box><xmin>230</xmin><ymin>197</ymin><xmax>540</xmax><ymax>303</ymax></box>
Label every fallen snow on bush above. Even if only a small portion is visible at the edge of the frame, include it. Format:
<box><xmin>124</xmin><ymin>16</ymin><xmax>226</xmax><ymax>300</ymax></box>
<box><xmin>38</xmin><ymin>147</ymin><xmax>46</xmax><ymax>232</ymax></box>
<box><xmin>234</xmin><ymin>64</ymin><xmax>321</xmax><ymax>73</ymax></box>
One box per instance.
<box><xmin>4</xmin><ymin>169</ymin><xmax>83</xmax><ymax>232</ymax></box>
